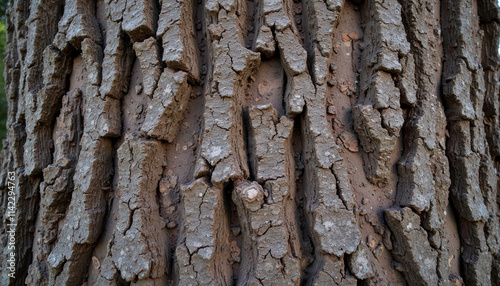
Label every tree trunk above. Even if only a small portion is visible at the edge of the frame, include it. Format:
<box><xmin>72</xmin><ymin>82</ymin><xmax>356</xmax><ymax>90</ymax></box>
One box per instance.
<box><xmin>0</xmin><ymin>0</ymin><xmax>499</xmax><ymax>285</ymax></box>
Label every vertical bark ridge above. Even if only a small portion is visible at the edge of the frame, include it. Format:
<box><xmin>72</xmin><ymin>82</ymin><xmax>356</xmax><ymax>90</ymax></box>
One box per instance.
<box><xmin>252</xmin><ymin>0</ymin><xmax>308</xmax><ymax>115</ymax></box>
<box><xmin>175</xmin><ymin>178</ymin><xmax>233</xmax><ymax>285</ymax></box>
<box><xmin>175</xmin><ymin>0</ymin><xmax>258</xmax><ymax>284</ymax></box>
<box><xmin>299</xmin><ymin>1</ymin><xmax>363</xmax><ymax>284</ymax></box>
<box><xmin>0</xmin><ymin>5</ymin><xmax>24</xmax><ymax>286</ymax></box>
<box><xmin>480</xmin><ymin>1</ymin><xmax>500</xmax><ymax>160</ymax></box>
<box><xmin>1</xmin><ymin>0</ymin><xmax>69</xmax><ymax>285</ymax></box>
<box><xmin>442</xmin><ymin>0</ymin><xmax>499</xmax><ymax>284</ymax></box>
<box><xmin>196</xmin><ymin>0</ymin><xmax>259</xmax><ymax>187</ymax></box>
<box><xmin>133</xmin><ymin>37</ymin><xmax>161</xmax><ymax>99</ymax></box>
<box><xmin>141</xmin><ymin>69</ymin><xmax>194</xmax><ymax>142</ymax></box>
<box><xmin>110</xmin><ymin>135</ymin><xmax>168</xmax><ymax>285</ymax></box>
<box><xmin>89</xmin><ymin>0</ymin><xmax>200</xmax><ymax>284</ymax></box>
<box><xmin>41</xmin><ymin>1</ymin><xmax>118</xmax><ymax>285</ymax></box>
<box><xmin>231</xmin><ymin>104</ymin><xmax>301</xmax><ymax>285</ymax></box>
<box><xmin>383</xmin><ymin>0</ymin><xmax>453</xmax><ymax>285</ymax></box>
<box><xmin>478</xmin><ymin>1</ymin><xmax>500</xmax><ymax>280</ymax></box>
<box><xmin>26</xmin><ymin>88</ymin><xmax>83</xmax><ymax>286</ymax></box>
<box><xmin>25</xmin><ymin>49</ymin><xmax>74</xmax><ymax>283</ymax></box>
<box><xmin>157</xmin><ymin>0</ymin><xmax>199</xmax><ymax>81</ymax></box>
<box><xmin>23</xmin><ymin>0</ymin><xmax>67</xmax><ymax>176</ymax></box>
<box><xmin>353</xmin><ymin>0</ymin><xmax>408</xmax><ymax>188</ymax></box>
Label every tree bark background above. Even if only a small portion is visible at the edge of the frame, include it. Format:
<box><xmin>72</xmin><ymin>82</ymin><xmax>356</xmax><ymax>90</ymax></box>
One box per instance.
<box><xmin>0</xmin><ymin>0</ymin><xmax>499</xmax><ymax>285</ymax></box>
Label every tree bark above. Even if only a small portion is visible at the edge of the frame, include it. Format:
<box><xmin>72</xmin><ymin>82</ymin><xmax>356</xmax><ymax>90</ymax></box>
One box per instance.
<box><xmin>0</xmin><ymin>0</ymin><xmax>499</xmax><ymax>285</ymax></box>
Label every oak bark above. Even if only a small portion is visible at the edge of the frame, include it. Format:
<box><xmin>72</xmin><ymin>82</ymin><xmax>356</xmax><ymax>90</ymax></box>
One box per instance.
<box><xmin>0</xmin><ymin>0</ymin><xmax>499</xmax><ymax>285</ymax></box>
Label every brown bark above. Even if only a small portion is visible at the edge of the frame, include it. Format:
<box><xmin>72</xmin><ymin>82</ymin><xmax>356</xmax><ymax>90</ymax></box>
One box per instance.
<box><xmin>0</xmin><ymin>0</ymin><xmax>499</xmax><ymax>285</ymax></box>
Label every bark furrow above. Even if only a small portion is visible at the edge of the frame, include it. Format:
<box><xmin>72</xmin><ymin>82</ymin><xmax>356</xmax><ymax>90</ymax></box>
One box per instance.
<box><xmin>442</xmin><ymin>0</ymin><xmax>500</xmax><ymax>284</ymax></box>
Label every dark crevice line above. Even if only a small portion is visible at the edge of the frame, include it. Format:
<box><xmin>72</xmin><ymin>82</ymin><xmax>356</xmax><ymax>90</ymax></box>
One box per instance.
<box><xmin>242</xmin><ymin>107</ymin><xmax>256</xmax><ymax>182</ymax></box>
<box><xmin>194</xmin><ymin>0</ymin><xmax>209</xmax><ymax>116</ymax></box>
<box><xmin>118</xmin><ymin>42</ymin><xmax>136</xmax><ymax>138</ymax></box>
<box><xmin>245</xmin><ymin>0</ymin><xmax>256</xmax><ymax>49</ymax></box>
<box><xmin>162</xmin><ymin>178</ymin><xmax>181</xmax><ymax>284</ymax></box>
<box><xmin>115</xmin><ymin>268</ymin><xmax>131</xmax><ymax>286</ymax></box>
<box><xmin>446</xmin><ymin>194</ymin><xmax>464</xmax><ymax>278</ymax></box>
<box><xmin>281</xmin><ymin>62</ymin><xmax>288</xmax><ymax>116</ymax></box>
<box><xmin>291</xmin><ymin>0</ymin><xmax>305</xmax><ymax>46</ymax></box>
<box><xmin>295</xmin><ymin>0</ymin><xmax>314</xmax><ymax>80</ymax></box>
<box><xmin>195</xmin><ymin>0</ymin><xmax>208</xmax><ymax>82</ymax></box>
<box><xmin>154</xmin><ymin>0</ymin><xmax>161</xmax><ymax>32</ymax></box>
<box><xmin>15</xmin><ymin>177</ymin><xmax>41</xmax><ymax>285</ymax></box>
<box><xmin>222</xmin><ymin>180</ymin><xmax>241</xmax><ymax>284</ymax></box>
<box><xmin>154</xmin><ymin>0</ymin><xmax>164</xmax><ymax>70</ymax></box>
<box><xmin>293</xmin><ymin>113</ymin><xmax>315</xmax><ymax>284</ymax></box>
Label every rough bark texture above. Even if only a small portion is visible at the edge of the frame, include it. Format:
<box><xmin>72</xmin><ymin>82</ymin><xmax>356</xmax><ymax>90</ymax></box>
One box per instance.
<box><xmin>0</xmin><ymin>0</ymin><xmax>499</xmax><ymax>285</ymax></box>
